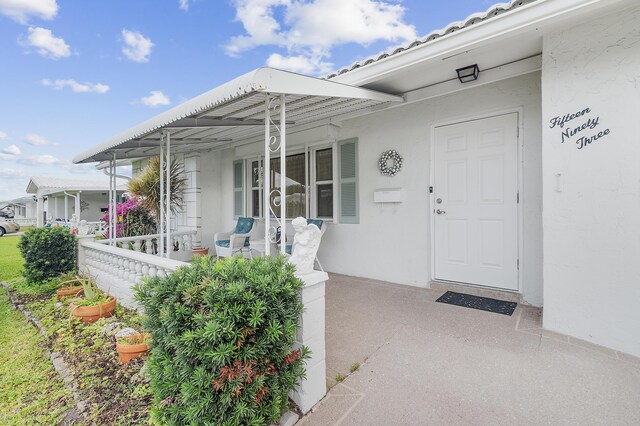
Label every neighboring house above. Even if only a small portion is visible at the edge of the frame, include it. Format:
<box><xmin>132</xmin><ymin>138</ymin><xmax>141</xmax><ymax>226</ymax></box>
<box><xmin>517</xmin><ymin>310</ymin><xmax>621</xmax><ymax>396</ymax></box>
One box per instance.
<box><xmin>73</xmin><ymin>0</ymin><xmax>640</xmax><ymax>369</ymax></box>
<box><xmin>25</xmin><ymin>176</ymin><xmax>127</xmax><ymax>227</ymax></box>
<box><xmin>0</xmin><ymin>196</ymin><xmax>38</xmax><ymax>226</ymax></box>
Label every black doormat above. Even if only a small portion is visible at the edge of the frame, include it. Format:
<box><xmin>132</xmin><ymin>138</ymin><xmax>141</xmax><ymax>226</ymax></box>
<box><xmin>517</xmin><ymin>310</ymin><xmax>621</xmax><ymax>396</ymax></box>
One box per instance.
<box><xmin>436</xmin><ymin>291</ymin><xmax>517</xmax><ymax>316</ymax></box>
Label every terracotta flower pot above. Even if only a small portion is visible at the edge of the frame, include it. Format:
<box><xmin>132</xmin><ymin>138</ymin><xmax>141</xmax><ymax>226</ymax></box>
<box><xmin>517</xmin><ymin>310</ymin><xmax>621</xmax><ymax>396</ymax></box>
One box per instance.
<box><xmin>116</xmin><ymin>333</ymin><xmax>150</xmax><ymax>364</ymax></box>
<box><xmin>192</xmin><ymin>247</ymin><xmax>209</xmax><ymax>256</ymax></box>
<box><xmin>70</xmin><ymin>297</ymin><xmax>117</xmax><ymax>323</ymax></box>
<box><xmin>56</xmin><ymin>286</ymin><xmax>84</xmax><ymax>300</ymax></box>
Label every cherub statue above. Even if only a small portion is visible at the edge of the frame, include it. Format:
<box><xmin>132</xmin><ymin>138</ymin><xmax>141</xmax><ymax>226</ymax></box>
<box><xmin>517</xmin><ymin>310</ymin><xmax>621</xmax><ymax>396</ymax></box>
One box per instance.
<box><xmin>77</xmin><ymin>220</ymin><xmax>91</xmax><ymax>236</ymax></box>
<box><xmin>288</xmin><ymin>217</ymin><xmax>322</xmax><ymax>275</ymax></box>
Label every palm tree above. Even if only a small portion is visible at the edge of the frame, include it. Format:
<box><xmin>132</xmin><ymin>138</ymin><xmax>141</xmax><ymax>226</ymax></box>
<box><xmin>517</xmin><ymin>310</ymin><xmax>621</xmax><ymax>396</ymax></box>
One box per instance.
<box><xmin>128</xmin><ymin>156</ymin><xmax>187</xmax><ymax>222</ymax></box>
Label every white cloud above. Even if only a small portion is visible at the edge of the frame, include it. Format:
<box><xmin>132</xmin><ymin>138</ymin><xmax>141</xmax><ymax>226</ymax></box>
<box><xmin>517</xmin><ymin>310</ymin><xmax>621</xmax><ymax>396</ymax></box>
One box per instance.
<box><xmin>17</xmin><ymin>154</ymin><xmax>61</xmax><ymax>165</ymax></box>
<box><xmin>0</xmin><ymin>167</ymin><xmax>29</xmax><ymax>179</ymax></box>
<box><xmin>225</xmin><ymin>0</ymin><xmax>416</xmax><ymax>74</ymax></box>
<box><xmin>24</xmin><ymin>133</ymin><xmax>58</xmax><ymax>146</ymax></box>
<box><xmin>0</xmin><ymin>131</ymin><xmax>7</xmax><ymax>141</ymax></box>
<box><xmin>0</xmin><ymin>0</ymin><xmax>58</xmax><ymax>24</ymax></box>
<box><xmin>266</xmin><ymin>52</ymin><xmax>331</xmax><ymax>75</ymax></box>
<box><xmin>2</xmin><ymin>144</ymin><xmax>21</xmax><ymax>156</ymax></box>
<box><xmin>21</xmin><ymin>26</ymin><xmax>71</xmax><ymax>59</ymax></box>
<box><xmin>137</xmin><ymin>90</ymin><xmax>171</xmax><ymax>107</ymax></box>
<box><xmin>121</xmin><ymin>29</ymin><xmax>153</xmax><ymax>63</ymax></box>
<box><xmin>41</xmin><ymin>78</ymin><xmax>109</xmax><ymax>94</ymax></box>
<box><xmin>178</xmin><ymin>0</ymin><xmax>189</xmax><ymax>11</ymax></box>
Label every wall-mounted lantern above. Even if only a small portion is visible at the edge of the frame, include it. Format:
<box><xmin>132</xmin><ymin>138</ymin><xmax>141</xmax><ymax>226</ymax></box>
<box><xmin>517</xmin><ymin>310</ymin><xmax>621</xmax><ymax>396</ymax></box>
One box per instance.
<box><xmin>456</xmin><ymin>64</ymin><xmax>480</xmax><ymax>83</ymax></box>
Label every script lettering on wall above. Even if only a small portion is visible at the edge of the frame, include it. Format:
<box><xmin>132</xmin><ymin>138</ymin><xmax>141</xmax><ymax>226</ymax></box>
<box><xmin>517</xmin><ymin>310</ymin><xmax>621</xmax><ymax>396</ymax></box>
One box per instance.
<box><xmin>549</xmin><ymin>107</ymin><xmax>611</xmax><ymax>150</ymax></box>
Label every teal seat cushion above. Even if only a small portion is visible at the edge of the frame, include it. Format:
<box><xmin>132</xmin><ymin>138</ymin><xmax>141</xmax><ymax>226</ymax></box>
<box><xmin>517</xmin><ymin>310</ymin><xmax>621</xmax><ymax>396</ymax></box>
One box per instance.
<box><xmin>215</xmin><ymin>239</ymin><xmax>250</xmax><ymax>248</ymax></box>
<box><xmin>235</xmin><ymin>217</ymin><xmax>254</xmax><ymax>234</ymax></box>
<box><xmin>307</xmin><ymin>219</ymin><xmax>323</xmax><ymax>230</ymax></box>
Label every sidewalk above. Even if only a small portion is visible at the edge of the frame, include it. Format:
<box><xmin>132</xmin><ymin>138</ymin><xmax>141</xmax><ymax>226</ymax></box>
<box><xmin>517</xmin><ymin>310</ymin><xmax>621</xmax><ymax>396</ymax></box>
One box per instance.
<box><xmin>298</xmin><ymin>274</ymin><xmax>640</xmax><ymax>425</ymax></box>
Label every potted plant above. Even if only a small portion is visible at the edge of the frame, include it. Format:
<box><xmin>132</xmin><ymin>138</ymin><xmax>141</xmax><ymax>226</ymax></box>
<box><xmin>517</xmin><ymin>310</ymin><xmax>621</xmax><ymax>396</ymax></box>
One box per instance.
<box><xmin>69</xmin><ymin>280</ymin><xmax>116</xmax><ymax>323</ymax></box>
<box><xmin>192</xmin><ymin>246</ymin><xmax>209</xmax><ymax>256</ymax></box>
<box><xmin>56</xmin><ymin>276</ymin><xmax>85</xmax><ymax>300</ymax></box>
<box><xmin>116</xmin><ymin>332</ymin><xmax>151</xmax><ymax>364</ymax></box>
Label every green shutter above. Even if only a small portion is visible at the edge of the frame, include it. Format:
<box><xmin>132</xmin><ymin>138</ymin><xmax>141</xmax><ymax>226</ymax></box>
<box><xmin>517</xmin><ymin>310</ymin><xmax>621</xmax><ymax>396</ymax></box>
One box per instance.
<box><xmin>233</xmin><ymin>160</ymin><xmax>244</xmax><ymax>217</ymax></box>
<box><xmin>338</xmin><ymin>138</ymin><xmax>358</xmax><ymax>223</ymax></box>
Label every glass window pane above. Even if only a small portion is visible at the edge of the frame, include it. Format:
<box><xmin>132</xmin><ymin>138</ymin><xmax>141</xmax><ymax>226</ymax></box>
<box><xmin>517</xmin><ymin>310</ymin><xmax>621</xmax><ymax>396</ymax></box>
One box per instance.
<box><xmin>251</xmin><ymin>161</ymin><xmax>260</xmax><ymax>187</ymax></box>
<box><xmin>270</xmin><ymin>154</ymin><xmax>306</xmax><ymax>218</ymax></box>
<box><xmin>252</xmin><ymin>190</ymin><xmax>260</xmax><ymax>217</ymax></box>
<box><xmin>316</xmin><ymin>148</ymin><xmax>333</xmax><ymax>181</ymax></box>
<box><xmin>317</xmin><ymin>184</ymin><xmax>333</xmax><ymax>217</ymax></box>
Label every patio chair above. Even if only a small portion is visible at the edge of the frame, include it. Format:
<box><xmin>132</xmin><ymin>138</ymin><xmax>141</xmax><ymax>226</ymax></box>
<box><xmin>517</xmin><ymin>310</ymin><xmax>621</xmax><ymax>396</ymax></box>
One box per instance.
<box><xmin>214</xmin><ymin>217</ymin><xmax>255</xmax><ymax>258</ymax></box>
<box><xmin>280</xmin><ymin>218</ymin><xmax>327</xmax><ymax>271</ymax></box>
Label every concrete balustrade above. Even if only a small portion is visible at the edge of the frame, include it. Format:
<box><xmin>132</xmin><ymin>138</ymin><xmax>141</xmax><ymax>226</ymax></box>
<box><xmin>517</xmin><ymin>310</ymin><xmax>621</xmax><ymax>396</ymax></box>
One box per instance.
<box><xmin>94</xmin><ymin>229</ymin><xmax>196</xmax><ymax>262</ymax></box>
<box><xmin>78</xmin><ymin>240</ymin><xmax>188</xmax><ymax>307</ymax></box>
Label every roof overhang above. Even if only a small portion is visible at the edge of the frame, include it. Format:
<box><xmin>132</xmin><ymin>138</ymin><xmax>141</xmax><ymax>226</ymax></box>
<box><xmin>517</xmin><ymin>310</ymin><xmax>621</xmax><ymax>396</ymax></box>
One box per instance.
<box><xmin>26</xmin><ymin>176</ymin><xmax>127</xmax><ymax>195</ymax></box>
<box><xmin>74</xmin><ymin>67</ymin><xmax>403</xmax><ymax>164</ymax></box>
<box><xmin>330</xmin><ymin>0</ymin><xmax>636</xmax><ymax>93</ymax></box>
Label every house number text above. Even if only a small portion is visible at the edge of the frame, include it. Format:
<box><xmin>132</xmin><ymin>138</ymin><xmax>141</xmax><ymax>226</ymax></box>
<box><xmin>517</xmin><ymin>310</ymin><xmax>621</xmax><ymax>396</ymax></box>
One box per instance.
<box><xmin>549</xmin><ymin>107</ymin><xmax>611</xmax><ymax>150</ymax></box>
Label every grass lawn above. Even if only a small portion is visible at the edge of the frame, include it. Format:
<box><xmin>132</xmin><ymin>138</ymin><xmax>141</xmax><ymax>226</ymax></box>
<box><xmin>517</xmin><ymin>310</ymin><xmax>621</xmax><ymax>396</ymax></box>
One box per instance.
<box><xmin>0</xmin><ymin>237</ymin><xmax>74</xmax><ymax>423</ymax></box>
<box><xmin>0</xmin><ymin>236</ymin><xmax>24</xmax><ymax>282</ymax></box>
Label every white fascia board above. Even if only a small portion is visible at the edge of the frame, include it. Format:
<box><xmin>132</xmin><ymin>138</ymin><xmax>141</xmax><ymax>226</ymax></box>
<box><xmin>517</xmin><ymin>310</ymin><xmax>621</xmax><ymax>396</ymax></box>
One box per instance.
<box><xmin>252</xmin><ymin>68</ymin><xmax>403</xmax><ymax>102</ymax></box>
<box><xmin>331</xmin><ymin>0</ymin><xmax>621</xmax><ymax>88</ymax></box>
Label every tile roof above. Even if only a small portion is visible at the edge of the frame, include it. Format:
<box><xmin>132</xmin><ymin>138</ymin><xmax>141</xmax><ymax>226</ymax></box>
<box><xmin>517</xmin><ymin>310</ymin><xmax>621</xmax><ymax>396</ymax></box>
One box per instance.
<box><xmin>326</xmin><ymin>0</ymin><xmax>539</xmax><ymax>79</ymax></box>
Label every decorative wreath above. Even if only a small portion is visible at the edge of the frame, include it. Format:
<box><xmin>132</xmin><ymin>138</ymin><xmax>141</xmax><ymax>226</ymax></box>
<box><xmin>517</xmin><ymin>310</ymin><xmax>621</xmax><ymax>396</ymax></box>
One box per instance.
<box><xmin>378</xmin><ymin>149</ymin><xmax>403</xmax><ymax>177</ymax></box>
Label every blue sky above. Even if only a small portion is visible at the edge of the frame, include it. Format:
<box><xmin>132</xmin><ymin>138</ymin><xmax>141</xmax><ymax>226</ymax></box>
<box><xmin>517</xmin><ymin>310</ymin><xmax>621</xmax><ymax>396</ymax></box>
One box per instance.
<box><xmin>0</xmin><ymin>0</ymin><xmax>493</xmax><ymax>200</ymax></box>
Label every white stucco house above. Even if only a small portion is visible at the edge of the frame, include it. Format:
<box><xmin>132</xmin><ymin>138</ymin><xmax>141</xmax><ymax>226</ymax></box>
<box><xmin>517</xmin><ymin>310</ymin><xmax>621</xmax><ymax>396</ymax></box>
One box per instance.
<box><xmin>26</xmin><ymin>176</ymin><xmax>126</xmax><ymax>227</ymax></box>
<box><xmin>71</xmin><ymin>0</ymin><xmax>640</xmax><ymax>409</ymax></box>
<box><xmin>0</xmin><ymin>196</ymin><xmax>37</xmax><ymax>226</ymax></box>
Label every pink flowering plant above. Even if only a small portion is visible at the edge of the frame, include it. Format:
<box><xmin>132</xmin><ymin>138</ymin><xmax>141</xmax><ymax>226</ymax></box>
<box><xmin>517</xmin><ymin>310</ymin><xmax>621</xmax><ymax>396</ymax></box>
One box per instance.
<box><xmin>102</xmin><ymin>197</ymin><xmax>156</xmax><ymax>239</ymax></box>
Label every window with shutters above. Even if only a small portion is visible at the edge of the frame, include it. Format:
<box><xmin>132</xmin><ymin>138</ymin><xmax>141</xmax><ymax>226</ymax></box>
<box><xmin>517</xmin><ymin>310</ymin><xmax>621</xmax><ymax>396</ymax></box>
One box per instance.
<box><xmin>239</xmin><ymin>139</ymin><xmax>357</xmax><ymax>223</ymax></box>
<box><xmin>339</xmin><ymin>139</ymin><xmax>358</xmax><ymax>223</ymax></box>
<box><xmin>233</xmin><ymin>160</ymin><xmax>244</xmax><ymax>218</ymax></box>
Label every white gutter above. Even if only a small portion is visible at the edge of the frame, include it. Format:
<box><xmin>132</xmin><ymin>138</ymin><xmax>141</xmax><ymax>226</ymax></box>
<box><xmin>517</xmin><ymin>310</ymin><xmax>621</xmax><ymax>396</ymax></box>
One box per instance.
<box><xmin>332</xmin><ymin>0</ymin><xmax>630</xmax><ymax>87</ymax></box>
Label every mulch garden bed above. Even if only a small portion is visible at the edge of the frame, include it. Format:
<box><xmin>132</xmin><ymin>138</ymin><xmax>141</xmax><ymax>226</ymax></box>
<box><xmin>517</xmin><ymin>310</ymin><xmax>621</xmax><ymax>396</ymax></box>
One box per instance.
<box><xmin>5</xmin><ymin>282</ymin><xmax>152</xmax><ymax>425</ymax></box>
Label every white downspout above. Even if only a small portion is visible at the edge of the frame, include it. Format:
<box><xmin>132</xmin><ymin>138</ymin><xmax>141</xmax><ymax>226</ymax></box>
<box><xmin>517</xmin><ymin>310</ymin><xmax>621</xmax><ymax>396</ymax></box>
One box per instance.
<box><xmin>63</xmin><ymin>191</ymin><xmax>80</xmax><ymax>223</ymax></box>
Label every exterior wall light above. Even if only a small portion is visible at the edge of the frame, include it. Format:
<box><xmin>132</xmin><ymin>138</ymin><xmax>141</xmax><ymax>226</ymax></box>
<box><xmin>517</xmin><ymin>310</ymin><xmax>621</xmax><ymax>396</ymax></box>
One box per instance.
<box><xmin>456</xmin><ymin>64</ymin><xmax>480</xmax><ymax>83</ymax></box>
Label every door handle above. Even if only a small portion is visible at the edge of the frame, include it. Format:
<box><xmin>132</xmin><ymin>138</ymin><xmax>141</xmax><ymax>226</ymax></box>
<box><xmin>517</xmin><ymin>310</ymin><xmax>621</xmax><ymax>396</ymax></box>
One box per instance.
<box><xmin>436</xmin><ymin>209</ymin><xmax>446</xmax><ymax>215</ymax></box>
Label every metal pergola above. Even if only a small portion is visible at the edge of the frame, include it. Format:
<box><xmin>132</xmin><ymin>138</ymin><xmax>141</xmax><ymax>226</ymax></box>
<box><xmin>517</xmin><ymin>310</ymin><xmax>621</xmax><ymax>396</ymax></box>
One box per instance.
<box><xmin>74</xmin><ymin>68</ymin><xmax>403</xmax><ymax>258</ymax></box>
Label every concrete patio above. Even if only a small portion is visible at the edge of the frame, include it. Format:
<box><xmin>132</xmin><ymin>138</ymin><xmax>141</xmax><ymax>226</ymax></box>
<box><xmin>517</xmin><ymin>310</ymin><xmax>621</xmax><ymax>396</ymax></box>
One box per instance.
<box><xmin>298</xmin><ymin>274</ymin><xmax>640</xmax><ymax>425</ymax></box>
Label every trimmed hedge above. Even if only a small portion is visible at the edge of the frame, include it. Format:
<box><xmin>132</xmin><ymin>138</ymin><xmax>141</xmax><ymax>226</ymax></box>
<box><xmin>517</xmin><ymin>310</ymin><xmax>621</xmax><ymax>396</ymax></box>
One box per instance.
<box><xmin>18</xmin><ymin>227</ymin><xmax>76</xmax><ymax>284</ymax></box>
<box><xmin>134</xmin><ymin>255</ymin><xmax>309</xmax><ymax>426</ymax></box>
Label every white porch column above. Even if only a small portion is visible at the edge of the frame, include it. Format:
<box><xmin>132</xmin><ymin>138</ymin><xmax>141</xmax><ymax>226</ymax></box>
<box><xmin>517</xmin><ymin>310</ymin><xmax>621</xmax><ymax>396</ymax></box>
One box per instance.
<box><xmin>75</xmin><ymin>192</ymin><xmax>81</xmax><ymax>222</ymax></box>
<box><xmin>165</xmin><ymin>131</ymin><xmax>171</xmax><ymax>259</ymax></box>
<box><xmin>159</xmin><ymin>133</ymin><xmax>165</xmax><ymax>257</ymax></box>
<box><xmin>53</xmin><ymin>196</ymin><xmax>58</xmax><ymax>221</ymax></box>
<box><xmin>279</xmin><ymin>94</ymin><xmax>286</xmax><ymax>255</ymax></box>
<box><xmin>64</xmin><ymin>194</ymin><xmax>68</xmax><ymax>222</ymax></box>
<box><xmin>264</xmin><ymin>95</ymin><xmax>271</xmax><ymax>254</ymax></box>
<box><xmin>291</xmin><ymin>271</ymin><xmax>328</xmax><ymax>414</ymax></box>
<box><xmin>36</xmin><ymin>196</ymin><xmax>44</xmax><ymax>227</ymax></box>
<box><xmin>183</xmin><ymin>153</ymin><xmax>202</xmax><ymax>248</ymax></box>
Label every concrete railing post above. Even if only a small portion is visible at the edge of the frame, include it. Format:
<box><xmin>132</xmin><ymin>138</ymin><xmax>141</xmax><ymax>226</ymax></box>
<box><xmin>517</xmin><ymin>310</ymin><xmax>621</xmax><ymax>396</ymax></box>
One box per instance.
<box><xmin>291</xmin><ymin>270</ymin><xmax>328</xmax><ymax>414</ymax></box>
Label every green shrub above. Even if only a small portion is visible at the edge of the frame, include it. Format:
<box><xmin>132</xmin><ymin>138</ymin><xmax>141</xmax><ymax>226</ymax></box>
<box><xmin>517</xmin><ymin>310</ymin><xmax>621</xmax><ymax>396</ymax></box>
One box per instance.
<box><xmin>134</xmin><ymin>255</ymin><xmax>309</xmax><ymax>426</ymax></box>
<box><xmin>18</xmin><ymin>227</ymin><xmax>76</xmax><ymax>284</ymax></box>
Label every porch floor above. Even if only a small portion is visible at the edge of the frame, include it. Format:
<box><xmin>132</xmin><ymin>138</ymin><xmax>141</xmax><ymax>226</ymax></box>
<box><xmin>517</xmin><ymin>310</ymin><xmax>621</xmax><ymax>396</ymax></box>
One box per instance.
<box><xmin>299</xmin><ymin>274</ymin><xmax>640</xmax><ymax>425</ymax></box>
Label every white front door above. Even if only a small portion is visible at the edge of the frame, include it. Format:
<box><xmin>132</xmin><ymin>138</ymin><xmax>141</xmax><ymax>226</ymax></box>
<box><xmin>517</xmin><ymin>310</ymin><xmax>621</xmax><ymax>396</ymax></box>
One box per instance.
<box><xmin>433</xmin><ymin>113</ymin><xmax>519</xmax><ymax>290</ymax></box>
